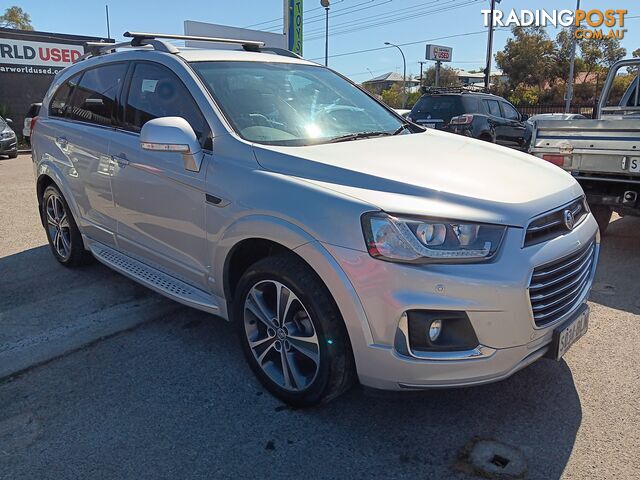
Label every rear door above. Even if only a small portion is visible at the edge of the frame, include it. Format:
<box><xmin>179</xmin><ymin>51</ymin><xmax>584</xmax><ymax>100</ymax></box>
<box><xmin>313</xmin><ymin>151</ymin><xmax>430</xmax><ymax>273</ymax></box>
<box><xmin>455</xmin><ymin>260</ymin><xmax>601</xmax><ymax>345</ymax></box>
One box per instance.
<box><xmin>109</xmin><ymin>61</ymin><xmax>212</xmax><ymax>289</ymax></box>
<box><xmin>41</xmin><ymin>63</ymin><xmax>127</xmax><ymax>246</ymax></box>
<box><xmin>500</xmin><ymin>101</ymin><xmax>528</xmax><ymax>148</ymax></box>
<box><xmin>483</xmin><ymin>98</ymin><xmax>508</xmax><ymax>145</ymax></box>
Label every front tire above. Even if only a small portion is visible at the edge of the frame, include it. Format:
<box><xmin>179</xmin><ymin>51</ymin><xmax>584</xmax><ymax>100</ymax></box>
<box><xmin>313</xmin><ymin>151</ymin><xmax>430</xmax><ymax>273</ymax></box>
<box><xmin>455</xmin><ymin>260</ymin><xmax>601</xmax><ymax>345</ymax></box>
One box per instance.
<box><xmin>42</xmin><ymin>185</ymin><xmax>93</xmax><ymax>266</ymax></box>
<box><xmin>234</xmin><ymin>253</ymin><xmax>355</xmax><ymax>407</ymax></box>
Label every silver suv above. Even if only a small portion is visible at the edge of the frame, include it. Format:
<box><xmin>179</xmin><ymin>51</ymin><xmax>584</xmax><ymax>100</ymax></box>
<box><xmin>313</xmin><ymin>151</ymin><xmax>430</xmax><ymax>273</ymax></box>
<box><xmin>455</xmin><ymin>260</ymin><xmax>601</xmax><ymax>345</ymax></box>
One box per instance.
<box><xmin>32</xmin><ymin>32</ymin><xmax>599</xmax><ymax>406</ymax></box>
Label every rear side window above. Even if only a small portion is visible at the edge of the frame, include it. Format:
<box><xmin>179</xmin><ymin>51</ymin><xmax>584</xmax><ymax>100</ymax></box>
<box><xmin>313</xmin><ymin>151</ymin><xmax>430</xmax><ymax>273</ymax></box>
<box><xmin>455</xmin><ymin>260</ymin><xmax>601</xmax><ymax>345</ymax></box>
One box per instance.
<box><xmin>49</xmin><ymin>74</ymin><xmax>81</xmax><ymax>118</ymax></box>
<box><xmin>123</xmin><ymin>62</ymin><xmax>210</xmax><ymax>147</ymax></box>
<box><xmin>26</xmin><ymin>104</ymin><xmax>41</xmax><ymax>117</ymax></box>
<box><xmin>484</xmin><ymin>99</ymin><xmax>501</xmax><ymax>117</ymax></box>
<box><xmin>67</xmin><ymin>63</ymin><xmax>127</xmax><ymax>126</ymax></box>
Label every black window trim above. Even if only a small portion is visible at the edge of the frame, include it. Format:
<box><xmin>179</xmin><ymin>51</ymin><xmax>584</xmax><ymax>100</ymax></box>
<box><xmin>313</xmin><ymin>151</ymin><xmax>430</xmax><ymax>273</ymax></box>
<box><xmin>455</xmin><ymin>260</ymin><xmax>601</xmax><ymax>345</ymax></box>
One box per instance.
<box><xmin>49</xmin><ymin>61</ymin><xmax>129</xmax><ymax>131</ymax></box>
<box><xmin>118</xmin><ymin>60</ymin><xmax>213</xmax><ymax>151</ymax></box>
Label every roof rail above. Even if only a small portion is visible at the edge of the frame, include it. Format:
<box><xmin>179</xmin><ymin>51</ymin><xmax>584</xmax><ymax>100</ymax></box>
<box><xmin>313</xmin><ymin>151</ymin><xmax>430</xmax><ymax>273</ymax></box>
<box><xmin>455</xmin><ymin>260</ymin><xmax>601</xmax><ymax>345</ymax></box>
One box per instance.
<box><xmin>124</xmin><ymin>31</ymin><xmax>265</xmax><ymax>52</ymax></box>
<box><xmin>75</xmin><ymin>31</ymin><xmax>293</xmax><ymax>64</ymax></box>
<box><xmin>420</xmin><ymin>85</ymin><xmax>490</xmax><ymax>95</ymax></box>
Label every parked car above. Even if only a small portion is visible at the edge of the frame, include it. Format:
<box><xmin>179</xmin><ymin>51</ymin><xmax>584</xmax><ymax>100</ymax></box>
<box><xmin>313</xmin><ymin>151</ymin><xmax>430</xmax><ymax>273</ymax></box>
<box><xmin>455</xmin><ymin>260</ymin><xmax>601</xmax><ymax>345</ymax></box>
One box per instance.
<box><xmin>407</xmin><ymin>88</ymin><xmax>532</xmax><ymax>150</ymax></box>
<box><xmin>527</xmin><ymin>113</ymin><xmax>587</xmax><ymax>126</ymax></box>
<box><xmin>0</xmin><ymin>116</ymin><xmax>18</xmax><ymax>158</ymax></box>
<box><xmin>32</xmin><ymin>32</ymin><xmax>599</xmax><ymax>406</ymax></box>
<box><xmin>23</xmin><ymin>102</ymin><xmax>42</xmax><ymax>144</ymax></box>
<box><xmin>530</xmin><ymin>58</ymin><xmax>640</xmax><ymax>234</ymax></box>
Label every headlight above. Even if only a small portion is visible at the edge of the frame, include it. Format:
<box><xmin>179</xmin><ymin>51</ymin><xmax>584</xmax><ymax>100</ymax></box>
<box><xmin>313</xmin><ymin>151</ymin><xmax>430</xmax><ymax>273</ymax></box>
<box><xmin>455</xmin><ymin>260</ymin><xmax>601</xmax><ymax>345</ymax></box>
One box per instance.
<box><xmin>361</xmin><ymin>212</ymin><xmax>506</xmax><ymax>263</ymax></box>
<box><xmin>1</xmin><ymin>130</ymin><xmax>15</xmax><ymax>139</ymax></box>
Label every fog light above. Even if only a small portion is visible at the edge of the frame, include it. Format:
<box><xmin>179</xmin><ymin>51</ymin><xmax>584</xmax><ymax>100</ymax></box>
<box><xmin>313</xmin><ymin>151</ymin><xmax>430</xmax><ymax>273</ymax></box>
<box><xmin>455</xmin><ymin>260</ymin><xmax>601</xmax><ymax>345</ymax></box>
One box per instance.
<box><xmin>428</xmin><ymin>319</ymin><xmax>442</xmax><ymax>342</ymax></box>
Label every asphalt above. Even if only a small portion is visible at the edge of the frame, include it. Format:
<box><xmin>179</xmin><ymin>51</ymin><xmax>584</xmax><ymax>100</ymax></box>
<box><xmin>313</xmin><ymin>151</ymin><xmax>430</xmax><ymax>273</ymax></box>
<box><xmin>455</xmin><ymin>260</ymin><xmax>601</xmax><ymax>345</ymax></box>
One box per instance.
<box><xmin>0</xmin><ymin>154</ymin><xmax>639</xmax><ymax>479</ymax></box>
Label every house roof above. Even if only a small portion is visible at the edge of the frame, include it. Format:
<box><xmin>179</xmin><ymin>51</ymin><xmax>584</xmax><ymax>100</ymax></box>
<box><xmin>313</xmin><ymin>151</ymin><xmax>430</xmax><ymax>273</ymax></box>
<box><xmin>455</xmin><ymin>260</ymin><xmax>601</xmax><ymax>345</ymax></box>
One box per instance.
<box><xmin>362</xmin><ymin>72</ymin><xmax>419</xmax><ymax>84</ymax></box>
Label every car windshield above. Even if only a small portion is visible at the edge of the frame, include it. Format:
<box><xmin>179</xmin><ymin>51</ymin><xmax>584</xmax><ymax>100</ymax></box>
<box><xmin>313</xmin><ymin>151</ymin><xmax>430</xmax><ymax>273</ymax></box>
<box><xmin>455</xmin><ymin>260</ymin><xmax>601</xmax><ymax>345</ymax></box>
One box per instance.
<box><xmin>411</xmin><ymin>96</ymin><xmax>464</xmax><ymax>123</ymax></box>
<box><xmin>190</xmin><ymin>61</ymin><xmax>405</xmax><ymax>146</ymax></box>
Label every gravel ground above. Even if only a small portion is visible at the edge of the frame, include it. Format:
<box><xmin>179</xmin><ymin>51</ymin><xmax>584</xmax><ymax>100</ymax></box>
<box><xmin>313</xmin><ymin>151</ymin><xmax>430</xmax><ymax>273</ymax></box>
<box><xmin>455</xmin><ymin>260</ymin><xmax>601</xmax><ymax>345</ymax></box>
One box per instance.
<box><xmin>0</xmin><ymin>155</ymin><xmax>638</xmax><ymax>479</ymax></box>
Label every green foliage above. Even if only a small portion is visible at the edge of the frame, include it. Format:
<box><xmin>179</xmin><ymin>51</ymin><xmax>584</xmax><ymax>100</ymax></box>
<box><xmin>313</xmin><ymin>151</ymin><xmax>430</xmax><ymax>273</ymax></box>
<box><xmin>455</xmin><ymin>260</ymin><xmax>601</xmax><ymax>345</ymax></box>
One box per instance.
<box><xmin>380</xmin><ymin>84</ymin><xmax>421</xmax><ymax>109</ymax></box>
<box><xmin>421</xmin><ymin>65</ymin><xmax>460</xmax><ymax>87</ymax></box>
<box><xmin>0</xmin><ymin>6</ymin><xmax>33</xmax><ymax>30</ymax></box>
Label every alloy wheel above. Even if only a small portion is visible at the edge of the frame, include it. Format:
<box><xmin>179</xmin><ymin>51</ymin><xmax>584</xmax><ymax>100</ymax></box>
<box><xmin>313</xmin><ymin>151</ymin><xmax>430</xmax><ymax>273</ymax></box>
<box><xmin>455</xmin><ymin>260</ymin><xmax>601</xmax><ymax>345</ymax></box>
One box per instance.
<box><xmin>45</xmin><ymin>193</ymin><xmax>72</xmax><ymax>260</ymax></box>
<box><xmin>244</xmin><ymin>280</ymin><xmax>320</xmax><ymax>392</ymax></box>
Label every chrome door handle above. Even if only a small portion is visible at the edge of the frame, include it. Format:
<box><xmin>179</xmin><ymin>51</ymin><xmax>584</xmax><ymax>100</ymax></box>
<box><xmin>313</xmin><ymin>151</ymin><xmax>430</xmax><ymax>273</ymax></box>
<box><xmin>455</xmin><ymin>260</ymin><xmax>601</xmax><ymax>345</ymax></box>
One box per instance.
<box><xmin>113</xmin><ymin>155</ymin><xmax>129</xmax><ymax>166</ymax></box>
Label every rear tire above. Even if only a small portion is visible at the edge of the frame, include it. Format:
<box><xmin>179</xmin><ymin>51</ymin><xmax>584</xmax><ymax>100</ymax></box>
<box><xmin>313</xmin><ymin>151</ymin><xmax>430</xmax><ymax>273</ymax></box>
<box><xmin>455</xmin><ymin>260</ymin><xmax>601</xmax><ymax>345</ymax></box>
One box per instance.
<box><xmin>8</xmin><ymin>151</ymin><xmax>18</xmax><ymax>159</ymax></box>
<box><xmin>591</xmin><ymin>205</ymin><xmax>612</xmax><ymax>236</ymax></box>
<box><xmin>233</xmin><ymin>253</ymin><xmax>355</xmax><ymax>407</ymax></box>
<box><xmin>41</xmin><ymin>185</ymin><xmax>93</xmax><ymax>267</ymax></box>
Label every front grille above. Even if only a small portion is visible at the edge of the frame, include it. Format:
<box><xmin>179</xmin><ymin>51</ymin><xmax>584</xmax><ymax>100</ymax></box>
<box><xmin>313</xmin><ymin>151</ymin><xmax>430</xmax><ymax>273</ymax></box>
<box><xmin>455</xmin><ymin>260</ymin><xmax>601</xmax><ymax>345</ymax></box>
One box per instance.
<box><xmin>528</xmin><ymin>238</ymin><xmax>596</xmax><ymax>327</ymax></box>
<box><xmin>525</xmin><ymin>197</ymin><xmax>588</xmax><ymax>246</ymax></box>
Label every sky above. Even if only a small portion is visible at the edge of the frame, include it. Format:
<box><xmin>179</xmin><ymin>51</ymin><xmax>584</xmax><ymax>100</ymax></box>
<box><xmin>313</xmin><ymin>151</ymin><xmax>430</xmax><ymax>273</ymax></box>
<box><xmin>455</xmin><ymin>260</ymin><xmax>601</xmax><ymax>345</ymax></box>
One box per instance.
<box><xmin>12</xmin><ymin>0</ymin><xmax>640</xmax><ymax>81</ymax></box>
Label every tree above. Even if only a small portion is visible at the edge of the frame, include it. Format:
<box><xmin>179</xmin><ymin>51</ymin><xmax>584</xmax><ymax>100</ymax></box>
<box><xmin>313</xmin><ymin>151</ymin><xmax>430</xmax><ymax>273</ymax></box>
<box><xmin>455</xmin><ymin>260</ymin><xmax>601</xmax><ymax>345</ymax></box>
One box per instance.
<box><xmin>421</xmin><ymin>65</ymin><xmax>459</xmax><ymax>87</ymax></box>
<box><xmin>495</xmin><ymin>26</ymin><xmax>557</xmax><ymax>90</ymax></box>
<box><xmin>579</xmin><ymin>36</ymin><xmax>626</xmax><ymax>100</ymax></box>
<box><xmin>0</xmin><ymin>6</ymin><xmax>33</xmax><ymax>30</ymax></box>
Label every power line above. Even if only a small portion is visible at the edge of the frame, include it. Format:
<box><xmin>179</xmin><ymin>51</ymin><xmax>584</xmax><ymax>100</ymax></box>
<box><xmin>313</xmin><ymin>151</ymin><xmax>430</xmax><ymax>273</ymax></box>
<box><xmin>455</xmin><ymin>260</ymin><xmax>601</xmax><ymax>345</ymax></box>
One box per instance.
<box><xmin>308</xmin><ymin>27</ymin><xmax>509</xmax><ymax>61</ymax></box>
<box><xmin>243</xmin><ymin>0</ymin><xmax>346</xmax><ymax>28</ymax></box>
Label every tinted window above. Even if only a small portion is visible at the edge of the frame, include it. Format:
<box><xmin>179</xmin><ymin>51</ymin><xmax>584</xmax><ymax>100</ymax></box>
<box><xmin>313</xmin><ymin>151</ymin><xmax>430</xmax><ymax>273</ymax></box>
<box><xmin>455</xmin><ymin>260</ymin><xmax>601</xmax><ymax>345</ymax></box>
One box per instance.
<box><xmin>49</xmin><ymin>74</ymin><xmax>81</xmax><ymax>118</ymax></box>
<box><xmin>411</xmin><ymin>95</ymin><xmax>464</xmax><ymax>123</ymax></box>
<box><xmin>502</xmin><ymin>102</ymin><xmax>520</xmax><ymax>120</ymax></box>
<box><xmin>67</xmin><ymin>63</ymin><xmax>126</xmax><ymax>126</ymax></box>
<box><xmin>124</xmin><ymin>62</ymin><xmax>210</xmax><ymax>147</ymax></box>
<box><xmin>484</xmin><ymin>99</ymin><xmax>501</xmax><ymax>117</ymax></box>
<box><xmin>461</xmin><ymin>96</ymin><xmax>480</xmax><ymax>113</ymax></box>
<box><xmin>26</xmin><ymin>104</ymin><xmax>41</xmax><ymax>117</ymax></box>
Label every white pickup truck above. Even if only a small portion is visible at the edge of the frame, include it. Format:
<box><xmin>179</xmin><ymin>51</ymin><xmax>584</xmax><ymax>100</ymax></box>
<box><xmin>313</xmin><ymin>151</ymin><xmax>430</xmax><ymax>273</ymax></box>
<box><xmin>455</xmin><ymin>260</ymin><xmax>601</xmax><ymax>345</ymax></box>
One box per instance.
<box><xmin>530</xmin><ymin>58</ymin><xmax>640</xmax><ymax>234</ymax></box>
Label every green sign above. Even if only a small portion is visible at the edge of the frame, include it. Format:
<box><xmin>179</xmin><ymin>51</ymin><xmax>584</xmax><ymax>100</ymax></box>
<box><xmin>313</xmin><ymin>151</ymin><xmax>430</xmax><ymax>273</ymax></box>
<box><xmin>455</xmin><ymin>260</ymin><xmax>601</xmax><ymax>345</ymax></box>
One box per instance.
<box><xmin>288</xmin><ymin>0</ymin><xmax>303</xmax><ymax>55</ymax></box>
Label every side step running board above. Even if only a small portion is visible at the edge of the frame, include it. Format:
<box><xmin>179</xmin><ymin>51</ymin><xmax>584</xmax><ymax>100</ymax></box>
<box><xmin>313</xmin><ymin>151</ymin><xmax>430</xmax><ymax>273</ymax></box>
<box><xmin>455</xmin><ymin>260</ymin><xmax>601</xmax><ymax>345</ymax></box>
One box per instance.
<box><xmin>90</xmin><ymin>242</ymin><xmax>219</xmax><ymax>314</ymax></box>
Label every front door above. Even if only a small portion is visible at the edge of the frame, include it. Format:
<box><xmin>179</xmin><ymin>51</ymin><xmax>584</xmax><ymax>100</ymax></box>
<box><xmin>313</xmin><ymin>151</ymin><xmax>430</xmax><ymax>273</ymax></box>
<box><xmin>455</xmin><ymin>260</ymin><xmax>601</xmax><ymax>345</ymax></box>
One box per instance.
<box><xmin>110</xmin><ymin>61</ymin><xmax>213</xmax><ymax>290</ymax></box>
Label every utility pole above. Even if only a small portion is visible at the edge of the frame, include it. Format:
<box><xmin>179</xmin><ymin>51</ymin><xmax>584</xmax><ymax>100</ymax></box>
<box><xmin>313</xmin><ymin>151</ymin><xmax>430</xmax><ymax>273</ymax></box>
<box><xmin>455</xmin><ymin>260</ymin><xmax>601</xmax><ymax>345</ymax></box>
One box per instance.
<box><xmin>565</xmin><ymin>0</ymin><xmax>581</xmax><ymax>113</ymax></box>
<box><xmin>385</xmin><ymin>42</ymin><xmax>407</xmax><ymax>108</ymax></box>
<box><xmin>321</xmin><ymin>0</ymin><xmax>330</xmax><ymax>66</ymax></box>
<box><xmin>105</xmin><ymin>5</ymin><xmax>111</xmax><ymax>39</ymax></box>
<box><xmin>483</xmin><ymin>0</ymin><xmax>497</xmax><ymax>89</ymax></box>
<box><xmin>435</xmin><ymin>61</ymin><xmax>442</xmax><ymax>87</ymax></box>
<box><xmin>418</xmin><ymin>61</ymin><xmax>427</xmax><ymax>86</ymax></box>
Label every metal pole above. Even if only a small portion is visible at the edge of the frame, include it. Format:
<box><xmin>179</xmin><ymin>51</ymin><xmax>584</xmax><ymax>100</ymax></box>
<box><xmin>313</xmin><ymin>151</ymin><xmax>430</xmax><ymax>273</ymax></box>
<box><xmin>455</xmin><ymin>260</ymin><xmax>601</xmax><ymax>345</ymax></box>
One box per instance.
<box><xmin>105</xmin><ymin>5</ymin><xmax>111</xmax><ymax>39</ymax></box>
<box><xmin>418</xmin><ymin>61</ymin><xmax>426</xmax><ymax>86</ymax></box>
<box><xmin>565</xmin><ymin>0</ymin><xmax>581</xmax><ymax>113</ymax></box>
<box><xmin>484</xmin><ymin>0</ymin><xmax>496</xmax><ymax>89</ymax></box>
<box><xmin>324</xmin><ymin>6</ymin><xmax>329</xmax><ymax>66</ymax></box>
<box><xmin>435</xmin><ymin>61</ymin><xmax>441</xmax><ymax>87</ymax></box>
<box><xmin>385</xmin><ymin>42</ymin><xmax>407</xmax><ymax>108</ymax></box>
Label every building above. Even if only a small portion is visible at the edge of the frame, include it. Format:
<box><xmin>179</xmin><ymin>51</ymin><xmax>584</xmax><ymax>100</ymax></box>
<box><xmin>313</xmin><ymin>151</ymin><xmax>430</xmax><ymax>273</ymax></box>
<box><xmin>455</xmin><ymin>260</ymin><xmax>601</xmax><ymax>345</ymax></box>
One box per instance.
<box><xmin>361</xmin><ymin>72</ymin><xmax>420</xmax><ymax>95</ymax></box>
<box><xmin>0</xmin><ymin>27</ymin><xmax>112</xmax><ymax>140</ymax></box>
<box><xmin>455</xmin><ymin>69</ymin><xmax>508</xmax><ymax>87</ymax></box>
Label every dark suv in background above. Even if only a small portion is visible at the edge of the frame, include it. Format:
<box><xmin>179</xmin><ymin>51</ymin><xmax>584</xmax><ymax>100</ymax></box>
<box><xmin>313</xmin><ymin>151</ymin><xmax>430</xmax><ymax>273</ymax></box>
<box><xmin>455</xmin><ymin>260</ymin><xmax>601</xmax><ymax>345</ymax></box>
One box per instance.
<box><xmin>407</xmin><ymin>88</ymin><xmax>532</xmax><ymax>151</ymax></box>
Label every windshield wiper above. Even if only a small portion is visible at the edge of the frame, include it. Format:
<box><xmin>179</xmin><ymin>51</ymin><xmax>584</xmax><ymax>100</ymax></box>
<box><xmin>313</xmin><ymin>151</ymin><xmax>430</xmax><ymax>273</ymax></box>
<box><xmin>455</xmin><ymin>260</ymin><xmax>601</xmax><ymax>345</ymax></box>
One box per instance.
<box><xmin>327</xmin><ymin>131</ymin><xmax>392</xmax><ymax>143</ymax></box>
<box><xmin>392</xmin><ymin>123</ymin><xmax>412</xmax><ymax>135</ymax></box>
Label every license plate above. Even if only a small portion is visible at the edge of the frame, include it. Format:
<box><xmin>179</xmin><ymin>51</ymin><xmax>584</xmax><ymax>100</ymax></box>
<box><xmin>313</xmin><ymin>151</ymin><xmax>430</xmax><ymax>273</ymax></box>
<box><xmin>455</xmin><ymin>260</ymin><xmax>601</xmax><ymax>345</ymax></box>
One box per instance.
<box><xmin>630</xmin><ymin>157</ymin><xmax>640</xmax><ymax>173</ymax></box>
<box><xmin>551</xmin><ymin>305</ymin><xmax>589</xmax><ymax>360</ymax></box>
<box><xmin>425</xmin><ymin>123</ymin><xmax>436</xmax><ymax>129</ymax></box>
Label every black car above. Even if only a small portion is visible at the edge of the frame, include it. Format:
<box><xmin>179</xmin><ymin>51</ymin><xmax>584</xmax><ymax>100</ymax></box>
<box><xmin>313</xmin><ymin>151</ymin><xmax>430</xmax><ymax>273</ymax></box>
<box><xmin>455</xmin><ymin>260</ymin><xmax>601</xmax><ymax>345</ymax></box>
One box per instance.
<box><xmin>407</xmin><ymin>88</ymin><xmax>532</xmax><ymax>150</ymax></box>
<box><xmin>0</xmin><ymin>116</ymin><xmax>18</xmax><ymax>158</ymax></box>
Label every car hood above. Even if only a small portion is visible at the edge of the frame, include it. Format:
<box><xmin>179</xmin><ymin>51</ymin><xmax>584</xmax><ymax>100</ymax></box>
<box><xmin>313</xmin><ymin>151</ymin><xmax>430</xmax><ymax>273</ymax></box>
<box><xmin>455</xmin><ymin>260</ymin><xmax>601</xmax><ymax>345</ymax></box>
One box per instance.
<box><xmin>252</xmin><ymin>129</ymin><xmax>583</xmax><ymax>227</ymax></box>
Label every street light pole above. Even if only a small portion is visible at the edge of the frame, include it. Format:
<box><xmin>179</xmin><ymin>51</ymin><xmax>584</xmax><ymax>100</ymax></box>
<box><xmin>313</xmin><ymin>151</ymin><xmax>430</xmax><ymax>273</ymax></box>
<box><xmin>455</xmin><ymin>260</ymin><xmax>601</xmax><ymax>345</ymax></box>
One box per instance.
<box><xmin>418</xmin><ymin>61</ymin><xmax>427</xmax><ymax>87</ymax></box>
<box><xmin>565</xmin><ymin>0</ymin><xmax>581</xmax><ymax>113</ymax></box>
<box><xmin>321</xmin><ymin>0</ymin><xmax>330</xmax><ymax>66</ymax></box>
<box><xmin>483</xmin><ymin>0</ymin><xmax>497</xmax><ymax>89</ymax></box>
<box><xmin>385</xmin><ymin>41</ymin><xmax>407</xmax><ymax>108</ymax></box>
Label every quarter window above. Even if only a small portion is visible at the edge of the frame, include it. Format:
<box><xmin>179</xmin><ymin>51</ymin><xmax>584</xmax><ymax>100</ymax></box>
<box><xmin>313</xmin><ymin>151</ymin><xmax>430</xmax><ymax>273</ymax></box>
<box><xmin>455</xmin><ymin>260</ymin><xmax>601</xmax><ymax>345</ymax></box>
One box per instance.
<box><xmin>123</xmin><ymin>63</ymin><xmax>210</xmax><ymax>147</ymax></box>
<box><xmin>49</xmin><ymin>73</ymin><xmax>81</xmax><ymax>118</ymax></box>
<box><xmin>67</xmin><ymin>63</ymin><xmax>127</xmax><ymax>126</ymax></box>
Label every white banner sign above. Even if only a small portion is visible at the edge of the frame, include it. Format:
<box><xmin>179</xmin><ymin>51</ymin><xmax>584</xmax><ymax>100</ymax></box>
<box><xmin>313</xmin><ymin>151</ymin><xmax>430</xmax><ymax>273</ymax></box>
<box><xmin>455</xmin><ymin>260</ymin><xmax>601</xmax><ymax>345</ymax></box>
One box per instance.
<box><xmin>426</xmin><ymin>44</ymin><xmax>453</xmax><ymax>62</ymax></box>
<box><xmin>0</xmin><ymin>38</ymin><xmax>84</xmax><ymax>68</ymax></box>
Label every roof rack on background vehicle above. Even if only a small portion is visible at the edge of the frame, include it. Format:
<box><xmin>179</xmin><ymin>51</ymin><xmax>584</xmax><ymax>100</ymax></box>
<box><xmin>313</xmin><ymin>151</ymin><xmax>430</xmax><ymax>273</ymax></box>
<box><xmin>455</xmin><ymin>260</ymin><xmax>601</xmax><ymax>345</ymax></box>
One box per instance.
<box><xmin>420</xmin><ymin>86</ymin><xmax>491</xmax><ymax>95</ymax></box>
<box><xmin>76</xmin><ymin>31</ymin><xmax>300</xmax><ymax>63</ymax></box>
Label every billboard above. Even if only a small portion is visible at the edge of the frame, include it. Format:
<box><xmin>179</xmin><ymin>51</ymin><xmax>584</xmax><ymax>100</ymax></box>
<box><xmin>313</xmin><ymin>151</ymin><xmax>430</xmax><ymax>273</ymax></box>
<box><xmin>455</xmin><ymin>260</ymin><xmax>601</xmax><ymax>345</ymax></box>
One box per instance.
<box><xmin>0</xmin><ymin>37</ymin><xmax>85</xmax><ymax>75</ymax></box>
<box><xmin>184</xmin><ymin>20</ymin><xmax>286</xmax><ymax>50</ymax></box>
<box><xmin>287</xmin><ymin>0</ymin><xmax>303</xmax><ymax>55</ymax></box>
<box><xmin>426</xmin><ymin>44</ymin><xmax>453</xmax><ymax>62</ymax></box>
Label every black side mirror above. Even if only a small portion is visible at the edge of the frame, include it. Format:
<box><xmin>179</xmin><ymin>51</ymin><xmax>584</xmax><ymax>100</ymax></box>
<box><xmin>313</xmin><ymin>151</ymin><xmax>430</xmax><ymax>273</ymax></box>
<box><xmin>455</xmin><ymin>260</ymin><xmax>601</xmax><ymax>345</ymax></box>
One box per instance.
<box><xmin>520</xmin><ymin>113</ymin><xmax>529</xmax><ymax>121</ymax></box>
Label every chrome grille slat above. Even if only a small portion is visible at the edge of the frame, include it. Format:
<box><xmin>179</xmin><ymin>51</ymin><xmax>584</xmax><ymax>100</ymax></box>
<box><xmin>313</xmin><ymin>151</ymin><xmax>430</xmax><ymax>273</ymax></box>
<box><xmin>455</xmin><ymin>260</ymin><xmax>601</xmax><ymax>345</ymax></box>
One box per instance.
<box><xmin>524</xmin><ymin>197</ymin><xmax>588</xmax><ymax>247</ymax></box>
<box><xmin>532</xmin><ymin>243</ymin><xmax>594</xmax><ymax>280</ymax></box>
<box><xmin>528</xmin><ymin>238</ymin><xmax>596</xmax><ymax>327</ymax></box>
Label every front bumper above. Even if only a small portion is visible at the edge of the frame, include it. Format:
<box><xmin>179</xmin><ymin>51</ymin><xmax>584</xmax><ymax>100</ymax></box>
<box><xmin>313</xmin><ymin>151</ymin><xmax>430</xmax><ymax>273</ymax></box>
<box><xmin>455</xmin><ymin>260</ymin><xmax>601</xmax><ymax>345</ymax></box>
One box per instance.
<box><xmin>0</xmin><ymin>137</ymin><xmax>17</xmax><ymax>154</ymax></box>
<box><xmin>323</xmin><ymin>212</ymin><xmax>599</xmax><ymax>390</ymax></box>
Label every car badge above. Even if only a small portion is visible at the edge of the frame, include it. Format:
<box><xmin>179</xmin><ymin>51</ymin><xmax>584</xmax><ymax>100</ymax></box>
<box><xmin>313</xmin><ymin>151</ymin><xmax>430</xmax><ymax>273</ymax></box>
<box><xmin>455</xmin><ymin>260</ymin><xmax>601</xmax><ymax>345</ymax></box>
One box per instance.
<box><xmin>563</xmin><ymin>209</ymin><xmax>575</xmax><ymax>230</ymax></box>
